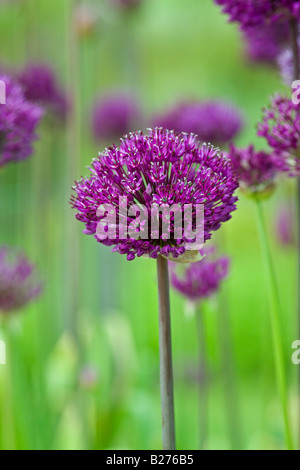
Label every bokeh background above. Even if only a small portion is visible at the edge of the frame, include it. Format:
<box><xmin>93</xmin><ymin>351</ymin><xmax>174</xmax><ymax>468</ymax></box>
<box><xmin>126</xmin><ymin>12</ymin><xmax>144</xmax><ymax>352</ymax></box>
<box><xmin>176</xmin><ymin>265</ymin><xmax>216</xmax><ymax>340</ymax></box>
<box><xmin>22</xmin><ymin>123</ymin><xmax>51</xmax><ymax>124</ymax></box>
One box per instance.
<box><xmin>0</xmin><ymin>0</ymin><xmax>297</xmax><ymax>450</ymax></box>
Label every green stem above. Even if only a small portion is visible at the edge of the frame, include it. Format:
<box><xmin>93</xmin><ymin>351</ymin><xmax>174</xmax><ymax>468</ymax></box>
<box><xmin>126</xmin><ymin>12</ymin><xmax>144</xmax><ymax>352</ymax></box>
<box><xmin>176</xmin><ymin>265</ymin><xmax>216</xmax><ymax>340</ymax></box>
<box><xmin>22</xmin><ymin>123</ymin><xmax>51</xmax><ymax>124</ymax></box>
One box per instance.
<box><xmin>196</xmin><ymin>303</ymin><xmax>208</xmax><ymax>450</ymax></box>
<box><xmin>255</xmin><ymin>198</ymin><xmax>294</xmax><ymax>450</ymax></box>
<box><xmin>156</xmin><ymin>256</ymin><xmax>176</xmax><ymax>450</ymax></box>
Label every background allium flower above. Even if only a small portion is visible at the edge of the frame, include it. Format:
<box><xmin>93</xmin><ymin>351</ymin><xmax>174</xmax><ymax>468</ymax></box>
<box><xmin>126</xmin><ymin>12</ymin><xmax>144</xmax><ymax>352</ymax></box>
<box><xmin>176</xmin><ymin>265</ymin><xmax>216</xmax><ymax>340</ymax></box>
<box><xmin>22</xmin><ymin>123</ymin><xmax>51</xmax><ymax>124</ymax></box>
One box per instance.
<box><xmin>257</xmin><ymin>94</ymin><xmax>300</xmax><ymax>174</ymax></box>
<box><xmin>0</xmin><ymin>75</ymin><xmax>43</xmax><ymax>168</ymax></box>
<box><xmin>243</xmin><ymin>23</ymin><xmax>290</xmax><ymax>64</ymax></box>
<box><xmin>0</xmin><ymin>247</ymin><xmax>42</xmax><ymax>313</ymax></box>
<box><xmin>92</xmin><ymin>93</ymin><xmax>140</xmax><ymax>142</ymax></box>
<box><xmin>276</xmin><ymin>204</ymin><xmax>295</xmax><ymax>246</ymax></box>
<box><xmin>278</xmin><ymin>38</ymin><xmax>300</xmax><ymax>84</ymax></box>
<box><xmin>153</xmin><ymin>101</ymin><xmax>243</xmax><ymax>147</ymax></box>
<box><xmin>71</xmin><ymin>128</ymin><xmax>239</xmax><ymax>261</ymax></box>
<box><xmin>215</xmin><ymin>0</ymin><xmax>300</xmax><ymax>30</ymax></box>
<box><xmin>19</xmin><ymin>63</ymin><xmax>68</xmax><ymax>121</ymax></box>
<box><xmin>228</xmin><ymin>144</ymin><xmax>277</xmax><ymax>195</ymax></box>
<box><xmin>170</xmin><ymin>251</ymin><xmax>230</xmax><ymax>302</ymax></box>
<box><xmin>75</xmin><ymin>2</ymin><xmax>99</xmax><ymax>38</ymax></box>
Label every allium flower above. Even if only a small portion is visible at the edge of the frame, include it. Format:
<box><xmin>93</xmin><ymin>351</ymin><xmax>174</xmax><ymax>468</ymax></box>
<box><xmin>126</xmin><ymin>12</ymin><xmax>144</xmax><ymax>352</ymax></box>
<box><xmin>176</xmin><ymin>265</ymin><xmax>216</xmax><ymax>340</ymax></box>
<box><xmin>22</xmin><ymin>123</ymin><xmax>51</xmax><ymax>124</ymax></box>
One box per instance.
<box><xmin>243</xmin><ymin>22</ymin><xmax>289</xmax><ymax>64</ymax></box>
<box><xmin>228</xmin><ymin>144</ymin><xmax>277</xmax><ymax>195</ymax></box>
<box><xmin>276</xmin><ymin>204</ymin><xmax>295</xmax><ymax>246</ymax></box>
<box><xmin>170</xmin><ymin>251</ymin><xmax>229</xmax><ymax>302</ymax></box>
<box><xmin>92</xmin><ymin>93</ymin><xmax>140</xmax><ymax>142</ymax></box>
<box><xmin>153</xmin><ymin>101</ymin><xmax>243</xmax><ymax>147</ymax></box>
<box><xmin>0</xmin><ymin>75</ymin><xmax>43</xmax><ymax>168</ymax></box>
<box><xmin>19</xmin><ymin>63</ymin><xmax>68</xmax><ymax>121</ymax></box>
<box><xmin>75</xmin><ymin>2</ymin><xmax>99</xmax><ymax>38</ymax></box>
<box><xmin>0</xmin><ymin>247</ymin><xmax>42</xmax><ymax>313</ymax></box>
<box><xmin>71</xmin><ymin>128</ymin><xmax>239</xmax><ymax>262</ymax></box>
<box><xmin>215</xmin><ymin>0</ymin><xmax>300</xmax><ymax>30</ymax></box>
<box><xmin>278</xmin><ymin>38</ymin><xmax>300</xmax><ymax>84</ymax></box>
<box><xmin>257</xmin><ymin>94</ymin><xmax>300</xmax><ymax>174</ymax></box>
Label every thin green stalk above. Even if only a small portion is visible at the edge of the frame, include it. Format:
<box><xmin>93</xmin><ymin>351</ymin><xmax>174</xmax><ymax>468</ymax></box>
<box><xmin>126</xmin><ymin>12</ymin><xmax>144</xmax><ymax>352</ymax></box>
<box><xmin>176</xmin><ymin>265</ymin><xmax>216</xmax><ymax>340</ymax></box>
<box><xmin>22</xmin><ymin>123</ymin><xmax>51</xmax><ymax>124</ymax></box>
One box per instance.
<box><xmin>156</xmin><ymin>256</ymin><xmax>176</xmax><ymax>450</ymax></box>
<box><xmin>255</xmin><ymin>198</ymin><xmax>294</xmax><ymax>450</ymax></box>
<box><xmin>196</xmin><ymin>303</ymin><xmax>208</xmax><ymax>450</ymax></box>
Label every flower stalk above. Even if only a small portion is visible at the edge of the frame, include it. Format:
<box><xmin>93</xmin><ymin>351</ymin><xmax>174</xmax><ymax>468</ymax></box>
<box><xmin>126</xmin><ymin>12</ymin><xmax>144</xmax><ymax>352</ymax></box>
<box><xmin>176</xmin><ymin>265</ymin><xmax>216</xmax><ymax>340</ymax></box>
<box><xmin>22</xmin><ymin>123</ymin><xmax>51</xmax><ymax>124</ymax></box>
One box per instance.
<box><xmin>255</xmin><ymin>198</ymin><xmax>293</xmax><ymax>450</ymax></box>
<box><xmin>156</xmin><ymin>255</ymin><xmax>176</xmax><ymax>450</ymax></box>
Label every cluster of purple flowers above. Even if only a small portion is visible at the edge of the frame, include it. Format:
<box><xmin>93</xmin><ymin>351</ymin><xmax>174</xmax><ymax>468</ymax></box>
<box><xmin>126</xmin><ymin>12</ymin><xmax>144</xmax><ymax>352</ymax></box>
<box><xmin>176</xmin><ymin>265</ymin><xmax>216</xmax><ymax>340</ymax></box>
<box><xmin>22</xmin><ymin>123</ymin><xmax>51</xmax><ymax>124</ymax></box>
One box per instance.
<box><xmin>0</xmin><ymin>247</ymin><xmax>42</xmax><ymax>313</ymax></box>
<box><xmin>71</xmin><ymin>128</ymin><xmax>239</xmax><ymax>261</ymax></box>
<box><xmin>215</xmin><ymin>0</ymin><xmax>300</xmax><ymax>30</ymax></box>
<box><xmin>228</xmin><ymin>144</ymin><xmax>277</xmax><ymax>195</ymax></box>
<box><xmin>0</xmin><ymin>75</ymin><xmax>43</xmax><ymax>168</ymax></box>
<box><xmin>18</xmin><ymin>63</ymin><xmax>69</xmax><ymax>122</ymax></box>
<box><xmin>170</xmin><ymin>251</ymin><xmax>229</xmax><ymax>302</ymax></box>
<box><xmin>92</xmin><ymin>93</ymin><xmax>140</xmax><ymax>142</ymax></box>
<box><xmin>243</xmin><ymin>22</ymin><xmax>290</xmax><ymax>64</ymax></box>
<box><xmin>257</xmin><ymin>94</ymin><xmax>300</xmax><ymax>175</ymax></box>
<box><xmin>153</xmin><ymin>101</ymin><xmax>243</xmax><ymax>147</ymax></box>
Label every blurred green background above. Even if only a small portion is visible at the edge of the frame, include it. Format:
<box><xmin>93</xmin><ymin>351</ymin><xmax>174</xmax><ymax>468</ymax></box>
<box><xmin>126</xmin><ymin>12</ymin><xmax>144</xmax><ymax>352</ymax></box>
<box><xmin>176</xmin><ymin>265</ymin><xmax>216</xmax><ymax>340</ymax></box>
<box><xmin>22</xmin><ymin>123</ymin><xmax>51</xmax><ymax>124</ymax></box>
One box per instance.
<box><xmin>0</xmin><ymin>0</ymin><xmax>297</xmax><ymax>450</ymax></box>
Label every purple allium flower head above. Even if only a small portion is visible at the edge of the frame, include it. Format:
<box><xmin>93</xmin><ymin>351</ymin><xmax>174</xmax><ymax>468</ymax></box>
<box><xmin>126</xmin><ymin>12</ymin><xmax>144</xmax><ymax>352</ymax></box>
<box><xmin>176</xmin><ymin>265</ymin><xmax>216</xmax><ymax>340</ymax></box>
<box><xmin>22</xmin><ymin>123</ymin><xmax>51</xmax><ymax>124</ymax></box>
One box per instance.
<box><xmin>153</xmin><ymin>101</ymin><xmax>243</xmax><ymax>147</ymax></box>
<box><xmin>92</xmin><ymin>93</ymin><xmax>140</xmax><ymax>142</ymax></box>
<box><xmin>0</xmin><ymin>247</ymin><xmax>42</xmax><ymax>313</ymax></box>
<box><xmin>243</xmin><ymin>22</ymin><xmax>290</xmax><ymax>64</ymax></box>
<box><xmin>257</xmin><ymin>94</ymin><xmax>300</xmax><ymax>175</ymax></box>
<box><xmin>276</xmin><ymin>204</ymin><xmax>295</xmax><ymax>246</ymax></box>
<box><xmin>0</xmin><ymin>75</ymin><xmax>43</xmax><ymax>168</ymax></box>
<box><xmin>71</xmin><ymin>128</ymin><xmax>239</xmax><ymax>262</ymax></box>
<box><xmin>19</xmin><ymin>63</ymin><xmax>68</xmax><ymax>121</ymax></box>
<box><xmin>228</xmin><ymin>144</ymin><xmax>277</xmax><ymax>195</ymax></box>
<box><xmin>170</xmin><ymin>251</ymin><xmax>230</xmax><ymax>302</ymax></box>
<box><xmin>278</xmin><ymin>38</ymin><xmax>300</xmax><ymax>85</ymax></box>
<box><xmin>215</xmin><ymin>0</ymin><xmax>300</xmax><ymax>30</ymax></box>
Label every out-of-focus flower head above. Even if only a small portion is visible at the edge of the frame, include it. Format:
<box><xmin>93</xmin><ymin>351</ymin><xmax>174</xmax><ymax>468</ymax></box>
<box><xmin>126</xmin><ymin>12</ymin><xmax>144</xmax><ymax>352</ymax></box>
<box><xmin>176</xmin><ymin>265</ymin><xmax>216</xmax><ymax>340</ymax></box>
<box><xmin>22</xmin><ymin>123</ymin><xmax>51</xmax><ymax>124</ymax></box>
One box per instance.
<box><xmin>228</xmin><ymin>144</ymin><xmax>277</xmax><ymax>196</ymax></box>
<box><xmin>257</xmin><ymin>94</ymin><xmax>300</xmax><ymax>175</ymax></box>
<box><xmin>75</xmin><ymin>2</ymin><xmax>99</xmax><ymax>38</ymax></box>
<box><xmin>275</xmin><ymin>204</ymin><xmax>295</xmax><ymax>246</ymax></box>
<box><xmin>215</xmin><ymin>0</ymin><xmax>300</xmax><ymax>30</ymax></box>
<box><xmin>71</xmin><ymin>128</ymin><xmax>239</xmax><ymax>262</ymax></box>
<box><xmin>92</xmin><ymin>93</ymin><xmax>140</xmax><ymax>142</ymax></box>
<box><xmin>170</xmin><ymin>249</ymin><xmax>230</xmax><ymax>303</ymax></box>
<box><xmin>79</xmin><ymin>365</ymin><xmax>99</xmax><ymax>390</ymax></box>
<box><xmin>278</xmin><ymin>38</ymin><xmax>300</xmax><ymax>85</ymax></box>
<box><xmin>0</xmin><ymin>74</ymin><xmax>43</xmax><ymax>168</ymax></box>
<box><xmin>18</xmin><ymin>63</ymin><xmax>69</xmax><ymax>122</ymax></box>
<box><xmin>153</xmin><ymin>101</ymin><xmax>243</xmax><ymax>147</ymax></box>
<box><xmin>243</xmin><ymin>22</ymin><xmax>290</xmax><ymax>64</ymax></box>
<box><xmin>0</xmin><ymin>246</ymin><xmax>42</xmax><ymax>313</ymax></box>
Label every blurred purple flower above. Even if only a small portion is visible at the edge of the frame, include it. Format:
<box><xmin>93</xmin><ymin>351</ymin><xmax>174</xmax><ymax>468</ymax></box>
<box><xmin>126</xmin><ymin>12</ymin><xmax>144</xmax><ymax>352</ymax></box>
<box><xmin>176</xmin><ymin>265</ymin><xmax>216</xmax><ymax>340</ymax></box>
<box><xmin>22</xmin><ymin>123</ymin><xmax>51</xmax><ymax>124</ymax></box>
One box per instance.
<box><xmin>257</xmin><ymin>94</ymin><xmax>300</xmax><ymax>175</ymax></box>
<box><xmin>0</xmin><ymin>247</ymin><xmax>42</xmax><ymax>313</ymax></box>
<box><xmin>278</xmin><ymin>38</ymin><xmax>300</xmax><ymax>85</ymax></box>
<box><xmin>19</xmin><ymin>63</ymin><xmax>68</xmax><ymax>121</ymax></box>
<box><xmin>215</xmin><ymin>0</ymin><xmax>300</xmax><ymax>30</ymax></box>
<box><xmin>71</xmin><ymin>128</ymin><xmax>239</xmax><ymax>262</ymax></box>
<box><xmin>243</xmin><ymin>22</ymin><xmax>290</xmax><ymax>64</ymax></box>
<box><xmin>276</xmin><ymin>204</ymin><xmax>295</xmax><ymax>246</ymax></box>
<box><xmin>0</xmin><ymin>75</ymin><xmax>43</xmax><ymax>168</ymax></box>
<box><xmin>170</xmin><ymin>251</ymin><xmax>230</xmax><ymax>302</ymax></box>
<box><xmin>228</xmin><ymin>144</ymin><xmax>277</xmax><ymax>195</ymax></box>
<box><xmin>79</xmin><ymin>365</ymin><xmax>99</xmax><ymax>390</ymax></box>
<box><xmin>92</xmin><ymin>93</ymin><xmax>140</xmax><ymax>142</ymax></box>
<box><xmin>153</xmin><ymin>101</ymin><xmax>243</xmax><ymax>147</ymax></box>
